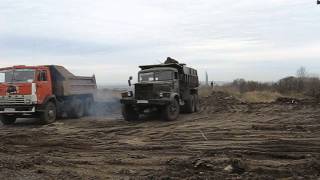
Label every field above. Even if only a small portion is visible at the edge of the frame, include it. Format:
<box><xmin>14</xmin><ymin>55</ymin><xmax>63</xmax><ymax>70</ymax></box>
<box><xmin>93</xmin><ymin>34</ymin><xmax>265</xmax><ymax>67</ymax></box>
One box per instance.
<box><xmin>0</xmin><ymin>91</ymin><xmax>320</xmax><ymax>179</ymax></box>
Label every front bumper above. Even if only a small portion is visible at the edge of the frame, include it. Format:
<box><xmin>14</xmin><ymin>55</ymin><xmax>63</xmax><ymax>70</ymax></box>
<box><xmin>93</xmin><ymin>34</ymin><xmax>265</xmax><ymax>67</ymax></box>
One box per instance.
<box><xmin>120</xmin><ymin>98</ymin><xmax>171</xmax><ymax>106</ymax></box>
<box><xmin>0</xmin><ymin>105</ymin><xmax>36</xmax><ymax>114</ymax></box>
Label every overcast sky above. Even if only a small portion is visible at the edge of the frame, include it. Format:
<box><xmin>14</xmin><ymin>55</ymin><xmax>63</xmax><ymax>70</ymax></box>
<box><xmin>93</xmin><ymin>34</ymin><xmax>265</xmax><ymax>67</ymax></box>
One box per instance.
<box><xmin>0</xmin><ymin>0</ymin><xmax>319</xmax><ymax>84</ymax></box>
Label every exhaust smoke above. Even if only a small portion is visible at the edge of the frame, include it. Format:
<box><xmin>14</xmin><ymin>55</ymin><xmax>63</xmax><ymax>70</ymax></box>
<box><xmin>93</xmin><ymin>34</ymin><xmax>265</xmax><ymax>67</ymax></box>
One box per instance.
<box><xmin>92</xmin><ymin>88</ymin><xmax>122</xmax><ymax>118</ymax></box>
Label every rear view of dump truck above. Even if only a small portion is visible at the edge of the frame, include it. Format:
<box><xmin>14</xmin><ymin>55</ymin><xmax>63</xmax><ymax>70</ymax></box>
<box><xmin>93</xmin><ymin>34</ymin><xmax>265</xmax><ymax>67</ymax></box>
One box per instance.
<box><xmin>0</xmin><ymin>65</ymin><xmax>97</xmax><ymax>125</ymax></box>
<box><xmin>120</xmin><ymin>57</ymin><xmax>199</xmax><ymax>121</ymax></box>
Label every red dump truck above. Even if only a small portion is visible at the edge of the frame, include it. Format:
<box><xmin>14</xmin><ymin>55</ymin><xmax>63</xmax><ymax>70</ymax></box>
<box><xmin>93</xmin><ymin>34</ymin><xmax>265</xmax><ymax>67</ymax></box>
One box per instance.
<box><xmin>0</xmin><ymin>65</ymin><xmax>97</xmax><ymax>125</ymax></box>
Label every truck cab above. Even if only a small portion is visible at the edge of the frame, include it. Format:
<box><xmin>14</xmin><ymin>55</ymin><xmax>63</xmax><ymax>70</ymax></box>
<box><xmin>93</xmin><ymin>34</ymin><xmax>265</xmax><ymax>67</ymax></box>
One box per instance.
<box><xmin>120</xmin><ymin>57</ymin><xmax>199</xmax><ymax>121</ymax></box>
<box><xmin>136</xmin><ymin>67</ymin><xmax>179</xmax><ymax>102</ymax></box>
<box><xmin>0</xmin><ymin>65</ymin><xmax>96</xmax><ymax>125</ymax></box>
<box><xmin>0</xmin><ymin>66</ymin><xmax>53</xmax><ymax>122</ymax></box>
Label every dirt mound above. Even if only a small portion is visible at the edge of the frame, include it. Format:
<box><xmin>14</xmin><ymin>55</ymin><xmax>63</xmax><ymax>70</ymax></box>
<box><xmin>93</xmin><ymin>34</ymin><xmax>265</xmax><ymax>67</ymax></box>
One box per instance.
<box><xmin>201</xmin><ymin>91</ymin><xmax>241</xmax><ymax>105</ymax></box>
<box><xmin>200</xmin><ymin>91</ymin><xmax>247</xmax><ymax>113</ymax></box>
<box><xmin>275</xmin><ymin>97</ymin><xmax>318</xmax><ymax>105</ymax></box>
<box><xmin>158</xmin><ymin>157</ymin><xmax>248</xmax><ymax>179</ymax></box>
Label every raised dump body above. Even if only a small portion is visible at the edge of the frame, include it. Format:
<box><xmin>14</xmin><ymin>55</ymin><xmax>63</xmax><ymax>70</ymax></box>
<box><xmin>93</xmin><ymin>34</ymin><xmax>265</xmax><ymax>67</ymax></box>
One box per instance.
<box><xmin>48</xmin><ymin>65</ymin><xmax>97</xmax><ymax>96</ymax></box>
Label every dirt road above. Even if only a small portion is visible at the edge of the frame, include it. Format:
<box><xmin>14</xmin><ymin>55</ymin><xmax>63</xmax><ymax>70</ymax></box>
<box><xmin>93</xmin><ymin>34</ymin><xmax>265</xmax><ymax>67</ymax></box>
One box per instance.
<box><xmin>0</xmin><ymin>92</ymin><xmax>319</xmax><ymax>179</ymax></box>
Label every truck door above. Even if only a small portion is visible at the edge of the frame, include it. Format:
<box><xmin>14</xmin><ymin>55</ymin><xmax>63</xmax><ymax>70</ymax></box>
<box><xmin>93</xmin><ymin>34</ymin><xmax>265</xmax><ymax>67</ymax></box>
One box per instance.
<box><xmin>36</xmin><ymin>70</ymin><xmax>53</xmax><ymax>104</ymax></box>
<box><xmin>173</xmin><ymin>71</ymin><xmax>179</xmax><ymax>93</ymax></box>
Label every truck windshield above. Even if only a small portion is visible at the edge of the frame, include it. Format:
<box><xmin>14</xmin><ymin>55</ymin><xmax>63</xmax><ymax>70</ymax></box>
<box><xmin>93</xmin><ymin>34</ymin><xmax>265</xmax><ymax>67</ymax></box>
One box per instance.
<box><xmin>0</xmin><ymin>69</ymin><xmax>35</xmax><ymax>83</ymax></box>
<box><xmin>139</xmin><ymin>71</ymin><xmax>173</xmax><ymax>82</ymax></box>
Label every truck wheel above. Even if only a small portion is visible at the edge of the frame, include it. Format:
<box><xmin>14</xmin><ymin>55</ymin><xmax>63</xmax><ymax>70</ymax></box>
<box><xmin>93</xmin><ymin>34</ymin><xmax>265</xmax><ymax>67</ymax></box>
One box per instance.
<box><xmin>194</xmin><ymin>94</ymin><xmax>200</xmax><ymax>112</ymax></box>
<box><xmin>122</xmin><ymin>105</ymin><xmax>139</xmax><ymax>121</ymax></box>
<box><xmin>0</xmin><ymin>115</ymin><xmax>16</xmax><ymax>125</ymax></box>
<box><xmin>40</xmin><ymin>101</ymin><xmax>57</xmax><ymax>124</ymax></box>
<box><xmin>84</xmin><ymin>97</ymin><xmax>94</xmax><ymax>116</ymax></box>
<box><xmin>185</xmin><ymin>95</ymin><xmax>195</xmax><ymax>113</ymax></box>
<box><xmin>68</xmin><ymin>98</ymin><xmax>84</xmax><ymax>118</ymax></box>
<box><xmin>162</xmin><ymin>99</ymin><xmax>180</xmax><ymax>121</ymax></box>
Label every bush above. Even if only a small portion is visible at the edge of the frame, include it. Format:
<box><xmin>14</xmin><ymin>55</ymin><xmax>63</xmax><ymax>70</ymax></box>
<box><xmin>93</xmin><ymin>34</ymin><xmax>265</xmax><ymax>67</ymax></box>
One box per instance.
<box><xmin>276</xmin><ymin>76</ymin><xmax>320</xmax><ymax>98</ymax></box>
<box><xmin>230</xmin><ymin>79</ymin><xmax>275</xmax><ymax>93</ymax></box>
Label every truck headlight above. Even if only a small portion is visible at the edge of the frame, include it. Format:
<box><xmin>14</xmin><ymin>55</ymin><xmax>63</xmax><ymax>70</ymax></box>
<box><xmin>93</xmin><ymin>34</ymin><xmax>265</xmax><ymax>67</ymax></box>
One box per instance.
<box><xmin>160</xmin><ymin>92</ymin><xmax>170</xmax><ymax>98</ymax></box>
<box><xmin>121</xmin><ymin>91</ymin><xmax>133</xmax><ymax>98</ymax></box>
<box><xmin>26</xmin><ymin>99</ymin><xmax>32</xmax><ymax>104</ymax></box>
<box><xmin>127</xmin><ymin>91</ymin><xmax>133</xmax><ymax>97</ymax></box>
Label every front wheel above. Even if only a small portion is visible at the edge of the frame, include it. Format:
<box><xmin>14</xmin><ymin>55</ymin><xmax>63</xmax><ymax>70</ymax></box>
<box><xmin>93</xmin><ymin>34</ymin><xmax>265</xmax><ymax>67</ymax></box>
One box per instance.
<box><xmin>0</xmin><ymin>115</ymin><xmax>16</xmax><ymax>125</ymax></box>
<box><xmin>40</xmin><ymin>101</ymin><xmax>57</xmax><ymax>124</ymax></box>
<box><xmin>122</xmin><ymin>105</ymin><xmax>139</xmax><ymax>121</ymax></box>
<box><xmin>162</xmin><ymin>99</ymin><xmax>180</xmax><ymax>121</ymax></box>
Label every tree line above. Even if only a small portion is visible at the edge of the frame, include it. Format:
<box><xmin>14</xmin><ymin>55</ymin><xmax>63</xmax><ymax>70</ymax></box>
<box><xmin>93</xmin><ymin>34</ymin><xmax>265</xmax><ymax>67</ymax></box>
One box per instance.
<box><xmin>226</xmin><ymin>67</ymin><xmax>320</xmax><ymax>98</ymax></box>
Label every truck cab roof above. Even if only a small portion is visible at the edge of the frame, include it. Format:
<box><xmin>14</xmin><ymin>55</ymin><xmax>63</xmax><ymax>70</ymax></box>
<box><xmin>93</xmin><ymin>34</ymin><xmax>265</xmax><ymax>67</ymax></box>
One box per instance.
<box><xmin>139</xmin><ymin>67</ymin><xmax>178</xmax><ymax>73</ymax></box>
<box><xmin>139</xmin><ymin>63</ymin><xmax>197</xmax><ymax>77</ymax></box>
<box><xmin>139</xmin><ymin>63</ymin><xmax>185</xmax><ymax>71</ymax></box>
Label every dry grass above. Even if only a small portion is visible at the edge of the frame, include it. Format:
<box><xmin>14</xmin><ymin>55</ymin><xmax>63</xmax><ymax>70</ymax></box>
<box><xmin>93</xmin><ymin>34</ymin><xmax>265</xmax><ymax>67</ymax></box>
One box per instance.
<box><xmin>240</xmin><ymin>91</ymin><xmax>282</xmax><ymax>103</ymax></box>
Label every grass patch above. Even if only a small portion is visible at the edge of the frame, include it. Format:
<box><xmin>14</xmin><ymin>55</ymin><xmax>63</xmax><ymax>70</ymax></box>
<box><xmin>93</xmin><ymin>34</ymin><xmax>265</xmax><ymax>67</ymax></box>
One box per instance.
<box><xmin>239</xmin><ymin>91</ymin><xmax>282</xmax><ymax>103</ymax></box>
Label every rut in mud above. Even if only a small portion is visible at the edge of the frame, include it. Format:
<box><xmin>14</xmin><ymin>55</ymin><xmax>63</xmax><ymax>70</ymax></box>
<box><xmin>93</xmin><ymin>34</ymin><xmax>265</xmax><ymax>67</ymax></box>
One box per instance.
<box><xmin>0</xmin><ymin>91</ymin><xmax>319</xmax><ymax>179</ymax></box>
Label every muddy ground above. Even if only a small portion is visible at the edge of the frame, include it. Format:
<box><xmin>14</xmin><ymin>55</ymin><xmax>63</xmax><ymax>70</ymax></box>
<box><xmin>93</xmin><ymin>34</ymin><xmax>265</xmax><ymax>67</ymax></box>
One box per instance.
<box><xmin>0</xmin><ymin>92</ymin><xmax>320</xmax><ymax>179</ymax></box>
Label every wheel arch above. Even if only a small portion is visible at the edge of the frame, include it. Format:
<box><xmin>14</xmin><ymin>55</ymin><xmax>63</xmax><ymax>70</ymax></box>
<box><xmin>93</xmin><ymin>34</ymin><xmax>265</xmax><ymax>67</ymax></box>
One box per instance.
<box><xmin>190</xmin><ymin>88</ymin><xmax>198</xmax><ymax>95</ymax></box>
<box><xmin>42</xmin><ymin>95</ymin><xmax>57</xmax><ymax>106</ymax></box>
<box><xmin>170</xmin><ymin>93</ymin><xmax>180</xmax><ymax>102</ymax></box>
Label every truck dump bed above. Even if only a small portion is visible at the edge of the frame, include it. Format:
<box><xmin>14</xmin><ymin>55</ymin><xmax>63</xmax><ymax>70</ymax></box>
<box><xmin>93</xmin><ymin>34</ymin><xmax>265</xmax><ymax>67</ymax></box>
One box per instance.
<box><xmin>48</xmin><ymin>66</ymin><xmax>97</xmax><ymax>97</ymax></box>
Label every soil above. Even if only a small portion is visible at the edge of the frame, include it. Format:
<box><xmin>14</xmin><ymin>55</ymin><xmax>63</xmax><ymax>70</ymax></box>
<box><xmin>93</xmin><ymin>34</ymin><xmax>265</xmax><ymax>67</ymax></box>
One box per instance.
<box><xmin>0</xmin><ymin>91</ymin><xmax>319</xmax><ymax>179</ymax></box>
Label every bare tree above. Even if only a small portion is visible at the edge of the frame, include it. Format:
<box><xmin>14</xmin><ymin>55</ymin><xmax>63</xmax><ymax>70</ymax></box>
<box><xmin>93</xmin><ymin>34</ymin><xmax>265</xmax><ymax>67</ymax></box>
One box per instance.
<box><xmin>296</xmin><ymin>66</ymin><xmax>307</xmax><ymax>78</ymax></box>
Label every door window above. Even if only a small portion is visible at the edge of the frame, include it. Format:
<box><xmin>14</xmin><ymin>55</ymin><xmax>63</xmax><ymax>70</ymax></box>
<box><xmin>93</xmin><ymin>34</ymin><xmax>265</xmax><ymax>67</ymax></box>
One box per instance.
<box><xmin>0</xmin><ymin>73</ymin><xmax>4</xmax><ymax>83</ymax></box>
<box><xmin>38</xmin><ymin>71</ymin><xmax>48</xmax><ymax>81</ymax></box>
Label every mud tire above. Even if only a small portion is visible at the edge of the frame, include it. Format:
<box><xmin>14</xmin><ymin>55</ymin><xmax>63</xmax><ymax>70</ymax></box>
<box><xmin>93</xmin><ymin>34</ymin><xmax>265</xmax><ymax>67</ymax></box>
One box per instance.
<box><xmin>162</xmin><ymin>99</ymin><xmax>180</xmax><ymax>121</ymax></box>
<box><xmin>194</xmin><ymin>94</ymin><xmax>200</xmax><ymax>112</ymax></box>
<box><xmin>68</xmin><ymin>98</ymin><xmax>84</xmax><ymax>118</ymax></box>
<box><xmin>122</xmin><ymin>105</ymin><xmax>139</xmax><ymax>121</ymax></box>
<box><xmin>40</xmin><ymin>101</ymin><xmax>57</xmax><ymax>124</ymax></box>
<box><xmin>0</xmin><ymin>115</ymin><xmax>16</xmax><ymax>125</ymax></box>
<box><xmin>84</xmin><ymin>97</ymin><xmax>94</xmax><ymax>116</ymax></box>
<box><xmin>185</xmin><ymin>95</ymin><xmax>195</xmax><ymax>113</ymax></box>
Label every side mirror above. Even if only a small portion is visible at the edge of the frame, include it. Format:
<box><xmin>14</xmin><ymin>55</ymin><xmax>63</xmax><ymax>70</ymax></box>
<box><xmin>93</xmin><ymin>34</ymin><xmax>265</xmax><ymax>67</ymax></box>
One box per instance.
<box><xmin>128</xmin><ymin>76</ymin><xmax>133</xmax><ymax>86</ymax></box>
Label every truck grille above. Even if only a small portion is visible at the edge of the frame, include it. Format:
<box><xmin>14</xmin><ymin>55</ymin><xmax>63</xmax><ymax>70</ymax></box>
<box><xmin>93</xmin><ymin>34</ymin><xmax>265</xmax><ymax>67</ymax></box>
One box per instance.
<box><xmin>135</xmin><ymin>84</ymin><xmax>155</xmax><ymax>100</ymax></box>
<box><xmin>0</xmin><ymin>95</ymin><xmax>27</xmax><ymax>105</ymax></box>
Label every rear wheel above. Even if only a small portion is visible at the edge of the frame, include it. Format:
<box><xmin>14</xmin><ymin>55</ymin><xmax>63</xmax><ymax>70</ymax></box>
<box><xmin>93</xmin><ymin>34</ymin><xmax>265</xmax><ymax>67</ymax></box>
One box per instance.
<box><xmin>122</xmin><ymin>105</ymin><xmax>139</xmax><ymax>121</ymax></box>
<box><xmin>162</xmin><ymin>99</ymin><xmax>180</xmax><ymax>121</ymax></box>
<box><xmin>68</xmin><ymin>98</ymin><xmax>84</xmax><ymax>118</ymax></box>
<box><xmin>40</xmin><ymin>101</ymin><xmax>57</xmax><ymax>124</ymax></box>
<box><xmin>0</xmin><ymin>115</ymin><xmax>16</xmax><ymax>125</ymax></box>
<box><xmin>185</xmin><ymin>95</ymin><xmax>195</xmax><ymax>113</ymax></box>
<box><xmin>84</xmin><ymin>97</ymin><xmax>94</xmax><ymax>116</ymax></box>
<box><xmin>194</xmin><ymin>94</ymin><xmax>200</xmax><ymax>112</ymax></box>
